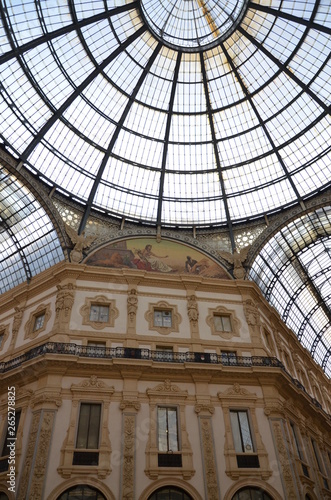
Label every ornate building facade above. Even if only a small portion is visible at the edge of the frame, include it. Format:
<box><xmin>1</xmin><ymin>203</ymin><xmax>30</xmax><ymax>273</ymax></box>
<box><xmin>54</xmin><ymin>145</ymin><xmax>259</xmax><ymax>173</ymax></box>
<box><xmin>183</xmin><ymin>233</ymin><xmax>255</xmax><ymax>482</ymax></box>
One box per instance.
<box><xmin>0</xmin><ymin>235</ymin><xmax>330</xmax><ymax>499</ymax></box>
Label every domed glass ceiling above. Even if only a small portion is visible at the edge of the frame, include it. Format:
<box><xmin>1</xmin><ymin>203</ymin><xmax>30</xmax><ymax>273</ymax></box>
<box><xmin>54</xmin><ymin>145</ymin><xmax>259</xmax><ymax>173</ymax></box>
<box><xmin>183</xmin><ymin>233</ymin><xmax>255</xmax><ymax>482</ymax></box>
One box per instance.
<box><xmin>0</xmin><ymin>0</ymin><xmax>330</xmax><ymax>230</ymax></box>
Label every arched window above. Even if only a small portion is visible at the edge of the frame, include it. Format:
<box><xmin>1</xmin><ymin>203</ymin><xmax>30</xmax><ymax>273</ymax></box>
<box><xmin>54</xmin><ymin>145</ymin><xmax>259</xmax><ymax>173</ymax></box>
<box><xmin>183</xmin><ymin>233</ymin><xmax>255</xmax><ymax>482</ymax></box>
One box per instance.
<box><xmin>232</xmin><ymin>487</ymin><xmax>273</xmax><ymax>500</ymax></box>
<box><xmin>0</xmin><ymin>493</ymin><xmax>9</xmax><ymax>500</ymax></box>
<box><xmin>57</xmin><ymin>485</ymin><xmax>106</xmax><ymax>500</ymax></box>
<box><xmin>148</xmin><ymin>486</ymin><xmax>193</xmax><ymax>500</ymax></box>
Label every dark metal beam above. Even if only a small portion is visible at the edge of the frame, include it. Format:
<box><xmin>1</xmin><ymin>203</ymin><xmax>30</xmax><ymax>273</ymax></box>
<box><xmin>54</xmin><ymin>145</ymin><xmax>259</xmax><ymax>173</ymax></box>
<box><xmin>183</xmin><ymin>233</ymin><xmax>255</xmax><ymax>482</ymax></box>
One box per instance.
<box><xmin>0</xmin><ymin>1</ymin><xmax>139</xmax><ymax>64</ymax></box>
<box><xmin>19</xmin><ymin>25</ymin><xmax>146</xmax><ymax>163</ymax></box>
<box><xmin>249</xmin><ymin>1</ymin><xmax>331</xmax><ymax>36</ymax></box>
<box><xmin>156</xmin><ymin>51</ymin><xmax>182</xmax><ymax>227</ymax></box>
<box><xmin>79</xmin><ymin>42</ymin><xmax>163</xmax><ymax>234</ymax></box>
<box><xmin>0</xmin><ymin>218</ymin><xmax>32</xmax><ymax>283</ymax></box>
<box><xmin>240</xmin><ymin>25</ymin><xmax>330</xmax><ymax>114</ymax></box>
<box><xmin>199</xmin><ymin>52</ymin><xmax>236</xmax><ymax>252</ymax></box>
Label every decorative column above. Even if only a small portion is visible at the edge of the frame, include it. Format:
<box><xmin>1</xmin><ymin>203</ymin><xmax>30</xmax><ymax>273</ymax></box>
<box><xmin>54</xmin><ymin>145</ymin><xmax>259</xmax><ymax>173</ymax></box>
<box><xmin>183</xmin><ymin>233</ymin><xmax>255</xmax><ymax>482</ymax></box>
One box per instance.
<box><xmin>17</xmin><ymin>392</ymin><xmax>62</xmax><ymax>500</ymax></box>
<box><xmin>119</xmin><ymin>400</ymin><xmax>141</xmax><ymax>500</ymax></box>
<box><xmin>195</xmin><ymin>403</ymin><xmax>219</xmax><ymax>500</ymax></box>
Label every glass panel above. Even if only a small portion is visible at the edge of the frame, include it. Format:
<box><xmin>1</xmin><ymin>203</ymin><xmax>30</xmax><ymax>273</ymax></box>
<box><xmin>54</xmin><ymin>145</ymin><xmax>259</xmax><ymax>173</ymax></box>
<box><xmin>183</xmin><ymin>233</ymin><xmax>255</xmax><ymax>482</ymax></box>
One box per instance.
<box><xmin>238</xmin><ymin>411</ymin><xmax>254</xmax><ymax>453</ymax></box>
<box><xmin>33</xmin><ymin>314</ymin><xmax>45</xmax><ymax>331</ymax></box>
<box><xmin>154</xmin><ymin>311</ymin><xmax>164</xmax><ymax>327</ymax></box>
<box><xmin>157</xmin><ymin>407</ymin><xmax>168</xmax><ymax>452</ymax></box>
<box><xmin>87</xmin><ymin>404</ymin><xmax>101</xmax><ymax>449</ymax></box>
<box><xmin>76</xmin><ymin>404</ymin><xmax>90</xmax><ymax>449</ymax></box>
<box><xmin>89</xmin><ymin>305</ymin><xmax>109</xmax><ymax>322</ymax></box>
<box><xmin>157</xmin><ymin>407</ymin><xmax>179</xmax><ymax>452</ymax></box>
<box><xmin>76</xmin><ymin>403</ymin><xmax>101</xmax><ymax>449</ymax></box>
<box><xmin>162</xmin><ymin>311</ymin><xmax>172</xmax><ymax>328</ymax></box>
<box><xmin>154</xmin><ymin>310</ymin><xmax>172</xmax><ymax>327</ymax></box>
<box><xmin>167</xmin><ymin>408</ymin><xmax>179</xmax><ymax>452</ymax></box>
<box><xmin>230</xmin><ymin>411</ymin><xmax>243</xmax><ymax>453</ymax></box>
<box><xmin>222</xmin><ymin>316</ymin><xmax>232</xmax><ymax>332</ymax></box>
<box><xmin>214</xmin><ymin>315</ymin><xmax>231</xmax><ymax>332</ymax></box>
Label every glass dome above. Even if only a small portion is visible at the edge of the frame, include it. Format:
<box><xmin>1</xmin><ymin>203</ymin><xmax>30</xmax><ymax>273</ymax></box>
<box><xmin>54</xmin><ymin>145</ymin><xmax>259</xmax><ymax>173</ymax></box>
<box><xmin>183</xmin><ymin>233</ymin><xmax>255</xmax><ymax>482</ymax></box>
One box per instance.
<box><xmin>0</xmin><ymin>0</ymin><xmax>330</xmax><ymax>230</ymax></box>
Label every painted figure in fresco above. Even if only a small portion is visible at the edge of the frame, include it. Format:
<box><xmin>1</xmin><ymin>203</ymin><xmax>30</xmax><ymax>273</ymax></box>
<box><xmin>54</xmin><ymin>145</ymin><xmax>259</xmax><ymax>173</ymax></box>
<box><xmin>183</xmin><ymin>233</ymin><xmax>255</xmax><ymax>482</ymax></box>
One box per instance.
<box><xmin>137</xmin><ymin>244</ymin><xmax>173</xmax><ymax>272</ymax></box>
<box><xmin>185</xmin><ymin>256</ymin><xmax>198</xmax><ymax>273</ymax></box>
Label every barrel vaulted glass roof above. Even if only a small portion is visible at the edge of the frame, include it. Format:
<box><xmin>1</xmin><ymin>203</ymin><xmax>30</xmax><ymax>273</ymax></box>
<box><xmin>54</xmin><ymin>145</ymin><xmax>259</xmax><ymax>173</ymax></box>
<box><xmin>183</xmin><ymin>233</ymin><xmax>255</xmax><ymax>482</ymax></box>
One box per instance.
<box><xmin>250</xmin><ymin>206</ymin><xmax>331</xmax><ymax>377</ymax></box>
<box><xmin>0</xmin><ymin>0</ymin><xmax>330</xmax><ymax>230</ymax></box>
<box><xmin>0</xmin><ymin>166</ymin><xmax>64</xmax><ymax>293</ymax></box>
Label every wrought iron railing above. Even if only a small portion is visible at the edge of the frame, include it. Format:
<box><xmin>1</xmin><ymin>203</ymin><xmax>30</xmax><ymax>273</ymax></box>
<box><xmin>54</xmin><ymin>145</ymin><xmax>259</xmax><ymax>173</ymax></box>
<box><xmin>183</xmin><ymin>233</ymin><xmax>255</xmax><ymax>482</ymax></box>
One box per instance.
<box><xmin>0</xmin><ymin>342</ymin><xmax>328</xmax><ymax>417</ymax></box>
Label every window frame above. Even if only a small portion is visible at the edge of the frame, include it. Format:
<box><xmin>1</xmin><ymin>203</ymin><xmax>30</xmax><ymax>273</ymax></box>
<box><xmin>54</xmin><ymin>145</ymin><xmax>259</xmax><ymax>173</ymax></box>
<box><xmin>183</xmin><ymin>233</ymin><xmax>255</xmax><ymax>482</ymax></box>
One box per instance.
<box><xmin>24</xmin><ymin>303</ymin><xmax>51</xmax><ymax>339</ymax></box>
<box><xmin>75</xmin><ymin>402</ymin><xmax>102</xmax><ymax>451</ymax></box>
<box><xmin>80</xmin><ymin>295</ymin><xmax>119</xmax><ymax>330</ymax></box>
<box><xmin>230</xmin><ymin>409</ymin><xmax>256</xmax><ymax>454</ymax></box>
<box><xmin>157</xmin><ymin>405</ymin><xmax>180</xmax><ymax>454</ymax></box>
<box><xmin>145</xmin><ymin>301</ymin><xmax>181</xmax><ymax>335</ymax></box>
<box><xmin>213</xmin><ymin>313</ymin><xmax>232</xmax><ymax>333</ymax></box>
<box><xmin>206</xmin><ymin>306</ymin><xmax>240</xmax><ymax>339</ymax></box>
<box><xmin>154</xmin><ymin>309</ymin><xmax>172</xmax><ymax>328</ymax></box>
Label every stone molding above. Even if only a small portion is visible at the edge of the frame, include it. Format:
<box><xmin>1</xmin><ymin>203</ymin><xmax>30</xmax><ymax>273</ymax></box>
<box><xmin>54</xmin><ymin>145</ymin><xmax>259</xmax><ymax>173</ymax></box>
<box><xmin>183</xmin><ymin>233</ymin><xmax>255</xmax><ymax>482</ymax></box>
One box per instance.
<box><xmin>145</xmin><ymin>380</ymin><xmax>194</xmax><ymax>480</ymax></box>
<box><xmin>218</xmin><ymin>384</ymin><xmax>271</xmax><ymax>481</ymax></box>
<box><xmin>58</xmin><ymin>376</ymin><xmax>114</xmax><ymax>479</ymax></box>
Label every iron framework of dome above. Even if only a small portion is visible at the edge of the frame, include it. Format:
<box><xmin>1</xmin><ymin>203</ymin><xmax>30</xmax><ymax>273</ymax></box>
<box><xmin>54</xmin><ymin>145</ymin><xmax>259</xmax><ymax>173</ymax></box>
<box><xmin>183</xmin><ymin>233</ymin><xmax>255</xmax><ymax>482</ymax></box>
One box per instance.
<box><xmin>0</xmin><ymin>1</ymin><xmax>331</xmax><ymax>377</ymax></box>
<box><xmin>0</xmin><ymin>0</ymin><xmax>330</xmax><ymax>232</ymax></box>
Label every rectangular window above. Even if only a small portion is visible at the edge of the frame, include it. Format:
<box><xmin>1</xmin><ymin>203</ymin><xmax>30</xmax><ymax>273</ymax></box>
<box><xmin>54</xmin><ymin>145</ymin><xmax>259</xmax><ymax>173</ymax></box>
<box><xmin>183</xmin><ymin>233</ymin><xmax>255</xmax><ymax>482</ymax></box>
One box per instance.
<box><xmin>214</xmin><ymin>314</ymin><xmax>232</xmax><ymax>332</ymax></box>
<box><xmin>33</xmin><ymin>313</ymin><xmax>45</xmax><ymax>331</ymax></box>
<box><xmin>311</xmin><ymin>439</ymin><xmax>325</xmax><ymax>474</ymax></box>
<box><xmin>154</xmin><ymin>310</ymin><xmax>172</xmax><ymax>328</ymax></box>
<box><xmin>290</xmin><ymin>422</ymin><xmax>304</xmax><ymax>460</ymax></box>
<box><xmin>157</xmin><ymin>406</ymin><xmax>182</xmax><ymax>467</ymax></box>
<box><xmin>0</xmin><ymin>333</ymin><xmax>4</xmax><ymax>348</ymax></box>
<box><xmin>230</xmin><ymin>410</ymin><xmax>254</xmax><ymax>453</ymax></box>
<box><xmin>76</xmin><ymin>403</ymin><xmax>101</xmax><ymax>449</ymax></box>
<box><xmin>89</xmin><ymin>305</ymin><xmax>109</xmax><ymax>323</ymax></box>
<box><xmin>158</xmin><ymin>407</ymin><xmax>179</xmax><ymax>452</ymax></box>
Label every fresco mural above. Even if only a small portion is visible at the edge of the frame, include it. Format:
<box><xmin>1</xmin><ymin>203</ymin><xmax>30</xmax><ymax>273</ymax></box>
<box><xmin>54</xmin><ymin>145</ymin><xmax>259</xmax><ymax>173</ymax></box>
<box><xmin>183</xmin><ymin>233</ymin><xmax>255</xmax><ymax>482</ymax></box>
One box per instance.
<box><xmin>85</xmin><ymin>238</ymin><xmax>230</xmax><ymax>279</ymax></box>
